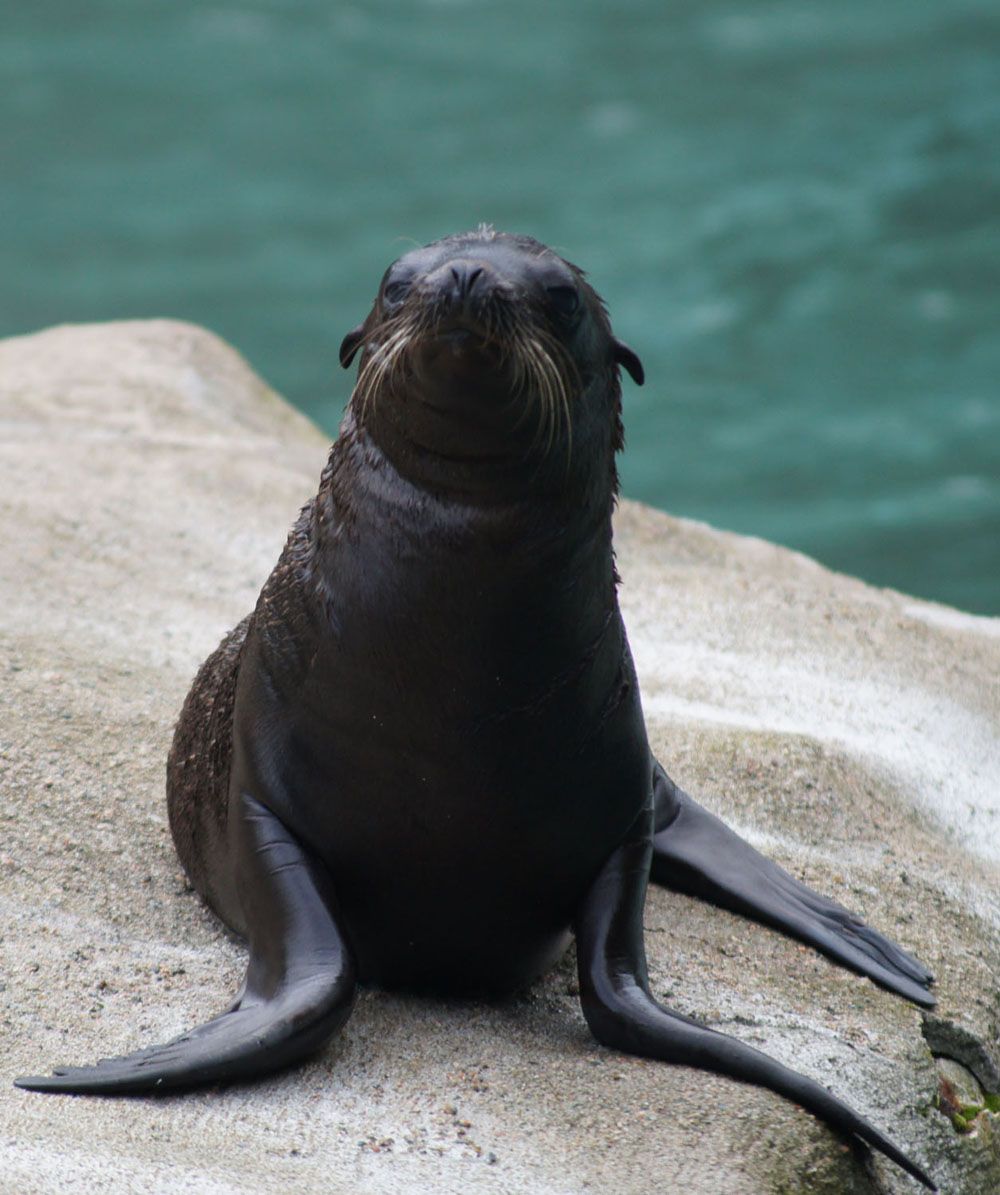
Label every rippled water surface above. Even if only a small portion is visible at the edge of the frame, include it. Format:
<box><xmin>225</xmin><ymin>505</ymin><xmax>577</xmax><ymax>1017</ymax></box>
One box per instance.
<box><xmin>3</xmin><ymin>1</ymin><xmax>998</xmax><ymax>612</ymax></box>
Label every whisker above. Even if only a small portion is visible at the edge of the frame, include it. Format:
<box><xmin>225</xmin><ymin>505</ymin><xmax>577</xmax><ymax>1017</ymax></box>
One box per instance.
<box><xmin>348</xmin><ymin>296</ymin><xmax>580</xmax><ymax>481</ymax></box>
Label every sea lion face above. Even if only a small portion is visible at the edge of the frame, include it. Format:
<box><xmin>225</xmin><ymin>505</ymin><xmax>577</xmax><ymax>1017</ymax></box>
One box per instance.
<box><xmin>339</xmin><ymin>229</ymin><xmax>643</xmax><ymax>490</ymax></box>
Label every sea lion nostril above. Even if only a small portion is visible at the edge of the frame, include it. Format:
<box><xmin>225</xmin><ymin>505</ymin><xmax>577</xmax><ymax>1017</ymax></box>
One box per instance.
<box><xmin>444</xmin><ymin>261</ymin><xmax>486</xmax><ymax>305</ymax></box>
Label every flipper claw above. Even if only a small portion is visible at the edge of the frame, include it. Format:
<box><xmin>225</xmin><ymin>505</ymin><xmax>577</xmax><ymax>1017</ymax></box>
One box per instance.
<box><xmin>15</xmin><ymin>978</ymin><xmax>349</xmax><ymax>1095</ymax></box>
<box><xmin>650</xmin><ymin>763</ymin><xmax>936</xmax><ymax>1007</ymax></box>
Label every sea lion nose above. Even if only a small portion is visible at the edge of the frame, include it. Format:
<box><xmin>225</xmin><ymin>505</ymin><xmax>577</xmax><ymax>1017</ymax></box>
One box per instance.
<box><xmin>449</xmin><ymin>262</ymin><xmax>484</xmax><ymax>301</ymax></box>
<box><xmin>427</xmin><ymin>259</ymin><xmax>489</xmax><ymax>309</ymax></box>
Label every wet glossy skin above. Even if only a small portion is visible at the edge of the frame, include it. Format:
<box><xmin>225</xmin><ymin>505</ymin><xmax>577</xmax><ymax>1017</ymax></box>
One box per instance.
<box><xmin>17</xmin><ymin>230</ymin><xmax>936</xmax><ymax>1189</ymax></box>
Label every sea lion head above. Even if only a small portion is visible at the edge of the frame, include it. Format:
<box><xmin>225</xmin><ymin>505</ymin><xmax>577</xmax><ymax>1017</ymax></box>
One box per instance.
<box><xmin>339</xmin><ymin>226</ymin><xmax>644</xmax><ymax>496</ymax></box>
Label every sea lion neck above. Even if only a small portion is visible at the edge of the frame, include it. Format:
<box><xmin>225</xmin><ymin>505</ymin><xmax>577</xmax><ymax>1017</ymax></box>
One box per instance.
<box><xmin>352</xmin><ymin>381</ymin><xmax>615</xmax><ymax>506</ymax></box>
<box><xmin>309</xmin><ymin>422</ymin><xmax>621</xmax><ymax>698</ymax></box>
<box><xmin>319</xmin><ymin>419</ymin><xmax>617</xmax><ymax>571</ymax></box>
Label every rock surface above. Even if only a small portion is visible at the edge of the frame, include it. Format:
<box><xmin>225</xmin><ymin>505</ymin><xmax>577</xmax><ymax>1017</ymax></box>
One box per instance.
<box><xmin>2</xmin><ymin>320</ymin><xmax>998</xmax><ymax>1194</ymax></box>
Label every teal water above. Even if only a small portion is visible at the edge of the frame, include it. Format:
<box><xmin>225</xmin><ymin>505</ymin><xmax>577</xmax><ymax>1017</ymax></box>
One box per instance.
<box><xmin>2</xmin><ymin>1</ymin><xmax>998</xmax><ymax>613</ymax></box>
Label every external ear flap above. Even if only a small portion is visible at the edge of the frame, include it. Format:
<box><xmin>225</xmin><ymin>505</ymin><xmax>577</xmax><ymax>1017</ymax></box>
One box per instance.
<box><xmin>339</xmin><ymin>324</ymin><xmax>366</xmax><ymax>369</ymax></box>
<box><xmin>613</xmin><ymin>339</ymin><xmax>644</xmax><ymax>386</ymax></box>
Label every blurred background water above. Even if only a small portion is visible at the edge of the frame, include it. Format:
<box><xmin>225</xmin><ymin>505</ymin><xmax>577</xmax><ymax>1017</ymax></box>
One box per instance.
<box><xmin>2</xmin><ymin>0</ymin><xmax>998</xmax><ymax>613</ymax></box>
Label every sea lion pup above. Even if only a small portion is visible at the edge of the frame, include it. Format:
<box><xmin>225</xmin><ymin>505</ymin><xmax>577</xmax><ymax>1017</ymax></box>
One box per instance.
<box><xmin>17</xmin><ymin>228</ymin><xmax>936</xmax><ymax>1188</ymax></box>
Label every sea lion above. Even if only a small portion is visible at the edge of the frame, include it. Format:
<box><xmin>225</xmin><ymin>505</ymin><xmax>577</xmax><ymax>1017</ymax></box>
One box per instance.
<box><xmin>16</xmin><ymin>228</ymin><xmax>936</xmax><ymax>1188</ymax></box>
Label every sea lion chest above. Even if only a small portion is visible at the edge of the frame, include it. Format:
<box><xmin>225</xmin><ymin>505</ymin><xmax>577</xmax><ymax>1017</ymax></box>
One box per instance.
<box><xmin>231</xmin><ymin>468</ymin><xmax>651</xmax><ymax>991</ymax></box>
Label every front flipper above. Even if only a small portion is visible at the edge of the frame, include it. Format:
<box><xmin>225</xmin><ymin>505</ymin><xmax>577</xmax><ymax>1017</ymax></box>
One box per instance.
<box><xmin>650</xmin><ymin>763</ymin><xmax>935</xmax><ymax>1008</ymax></box>
<box><xmin>16</xmin><ymin>793</ymin><xmax>356</xmax><ymax>1094</ymax></box>
<box><xmin>575</xmin><ymin>803</ymin><xmax>936</xmax><ymax>1191</ymax></box>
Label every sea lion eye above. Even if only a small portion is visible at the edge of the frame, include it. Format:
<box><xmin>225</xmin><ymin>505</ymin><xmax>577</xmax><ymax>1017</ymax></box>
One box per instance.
<box><xmin>383</xmin><ymin>278</ymin><xmax>411</xmax><ymax>305</ymax></box>
<box><xmin>547</xmin><ymin>286</ymin><xmax>580</xmax><ymax>319</ymax></box>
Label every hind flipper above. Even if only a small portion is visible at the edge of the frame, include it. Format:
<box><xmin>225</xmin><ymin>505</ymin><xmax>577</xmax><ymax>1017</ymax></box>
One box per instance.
<box><xmin>16</xmin><ymin>792</ymin><xmax>356</xmax><ymax>1094</ymax></box>
<box><xmin>575</xmin><ymin>801</ymin><xmax>936</xmax><ymax>1191</ymax></box>
<box><xmin>650</xmin><ymin>762</ymin><xmax>935</xmax><ymax>1007</ymax></box>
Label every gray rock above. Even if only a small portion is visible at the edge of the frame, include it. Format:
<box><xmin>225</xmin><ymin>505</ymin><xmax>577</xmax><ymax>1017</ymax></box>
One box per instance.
<box><xmin>2</xmin><ymin>320</ymin><xmax>998</xmax><ymax>1193</ymax></box>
